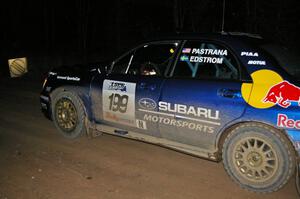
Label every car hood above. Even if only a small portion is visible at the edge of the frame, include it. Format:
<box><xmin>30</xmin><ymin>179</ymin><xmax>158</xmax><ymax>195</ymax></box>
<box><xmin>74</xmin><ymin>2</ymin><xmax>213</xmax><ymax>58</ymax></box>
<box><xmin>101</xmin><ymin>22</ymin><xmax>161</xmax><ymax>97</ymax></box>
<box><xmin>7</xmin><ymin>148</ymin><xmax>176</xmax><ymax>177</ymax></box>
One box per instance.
<box><xmin>50</xmin><ymin>61</ymin><xmax>110</xmax><ymax>77</ymax></box>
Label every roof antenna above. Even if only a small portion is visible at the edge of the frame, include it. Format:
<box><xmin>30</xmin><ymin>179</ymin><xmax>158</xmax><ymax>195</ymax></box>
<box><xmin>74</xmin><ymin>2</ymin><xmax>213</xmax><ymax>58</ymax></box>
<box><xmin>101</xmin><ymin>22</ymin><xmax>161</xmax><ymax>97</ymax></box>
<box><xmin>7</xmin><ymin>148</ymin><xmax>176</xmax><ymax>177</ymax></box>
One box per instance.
<box><xmin>221</xmin><ymin>0</ymin><xmax>226</xmax><ymax>33</ymax></box>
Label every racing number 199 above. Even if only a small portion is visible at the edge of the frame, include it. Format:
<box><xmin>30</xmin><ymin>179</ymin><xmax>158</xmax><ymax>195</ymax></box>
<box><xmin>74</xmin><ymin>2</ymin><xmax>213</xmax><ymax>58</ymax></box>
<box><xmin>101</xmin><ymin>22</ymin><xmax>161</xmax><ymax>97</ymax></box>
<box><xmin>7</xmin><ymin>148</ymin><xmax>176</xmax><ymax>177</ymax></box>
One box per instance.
<box><xmin>108</xmin><ymin>93</ymin><xmax>129</xmax><ymax>113</ymax></box>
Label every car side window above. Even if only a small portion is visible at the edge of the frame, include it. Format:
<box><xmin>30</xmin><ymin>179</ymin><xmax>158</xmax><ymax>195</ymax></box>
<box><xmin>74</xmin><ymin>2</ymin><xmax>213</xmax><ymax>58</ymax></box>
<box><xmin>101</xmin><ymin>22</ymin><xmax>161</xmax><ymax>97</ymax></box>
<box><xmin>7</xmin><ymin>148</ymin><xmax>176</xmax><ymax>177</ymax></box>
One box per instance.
<box><xmin>173</xmin><ymin>41</ymin><xmax>239</xmax><ymax>80</ymax></box>
<box><xmin>127</xmin><ymin>43</ymin><xmax>178</xmax><ymax>76</ymax></box>
<box><xmin>111</xmin><ymin>53</ymin><xmax>134</xmax><ymax>74</ymax></box>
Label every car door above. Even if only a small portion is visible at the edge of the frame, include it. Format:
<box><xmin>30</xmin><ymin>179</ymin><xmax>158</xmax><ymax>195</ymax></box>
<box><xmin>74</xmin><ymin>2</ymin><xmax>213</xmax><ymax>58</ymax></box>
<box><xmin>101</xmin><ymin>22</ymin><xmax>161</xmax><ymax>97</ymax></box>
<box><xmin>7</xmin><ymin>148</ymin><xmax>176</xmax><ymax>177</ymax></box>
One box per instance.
<box><xmin>156</xmin><ymin>40</ymin><xmax>250</xmax><ymax>151</ymax></box>
<box><xmin>90</xmin><ymin>41</ymin><xmax>179</xmax><ymax>137</ymax></box>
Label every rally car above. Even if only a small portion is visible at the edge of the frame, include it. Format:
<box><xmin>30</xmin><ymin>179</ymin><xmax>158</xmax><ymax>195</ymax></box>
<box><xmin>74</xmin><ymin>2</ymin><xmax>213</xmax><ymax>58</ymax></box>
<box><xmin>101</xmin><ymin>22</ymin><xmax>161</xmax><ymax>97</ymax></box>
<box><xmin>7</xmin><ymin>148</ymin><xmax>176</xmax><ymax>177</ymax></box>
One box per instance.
<box><xmin>40</xmin><ymin>32</ymin><xmax>300</xmax><ymax>193</ymax></box>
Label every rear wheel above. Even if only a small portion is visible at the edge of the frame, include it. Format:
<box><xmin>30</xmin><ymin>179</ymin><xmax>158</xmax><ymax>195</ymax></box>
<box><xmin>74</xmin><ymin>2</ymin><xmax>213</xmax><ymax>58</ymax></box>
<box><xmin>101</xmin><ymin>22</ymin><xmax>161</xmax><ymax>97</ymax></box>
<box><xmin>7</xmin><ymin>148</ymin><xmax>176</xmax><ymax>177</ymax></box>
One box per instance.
<box><xmin>51</xmin><ymin>90</ymin><xmax>86</xmax><ymax>139</ymax></box>
<box><xmin>222</xmin><ymin>123</ymin><xmax>295</xmax><ymax>193</ymax></box>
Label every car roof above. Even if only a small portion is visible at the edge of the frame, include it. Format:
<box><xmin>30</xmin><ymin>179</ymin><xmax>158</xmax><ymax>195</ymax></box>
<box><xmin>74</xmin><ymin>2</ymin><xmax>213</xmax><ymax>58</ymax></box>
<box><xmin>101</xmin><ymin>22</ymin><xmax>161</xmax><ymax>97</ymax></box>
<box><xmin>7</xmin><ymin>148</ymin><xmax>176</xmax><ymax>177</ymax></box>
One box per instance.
<box><xmin>144</xmin><ymin>32</ymin><xmax>266</xmax><ymax>46</ymax></box>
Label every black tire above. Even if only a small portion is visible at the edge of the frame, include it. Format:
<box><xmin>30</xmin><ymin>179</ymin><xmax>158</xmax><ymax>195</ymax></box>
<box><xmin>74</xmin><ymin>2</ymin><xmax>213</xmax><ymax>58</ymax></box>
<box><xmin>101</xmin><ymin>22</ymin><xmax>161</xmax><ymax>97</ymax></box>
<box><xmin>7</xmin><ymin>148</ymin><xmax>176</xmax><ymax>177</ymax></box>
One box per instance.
<box><xmin>51</xmin><ymin>89</ymin><xmax>86</xmax><ymax>139</ymax></box>
<box><xmin>222</xmin><ymin>123</ymin><xmax>295</xmax><ymax>193</ymax></box>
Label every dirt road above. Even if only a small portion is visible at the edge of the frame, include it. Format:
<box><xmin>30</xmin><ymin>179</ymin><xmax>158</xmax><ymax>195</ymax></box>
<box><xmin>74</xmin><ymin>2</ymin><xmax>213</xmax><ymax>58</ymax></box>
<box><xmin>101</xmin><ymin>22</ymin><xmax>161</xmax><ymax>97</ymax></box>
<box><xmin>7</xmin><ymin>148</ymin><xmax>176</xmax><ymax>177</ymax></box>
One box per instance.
<box><xmin>0</xmin><ymin>77</ymin><xmax>298</xmax><ymax>199</ymax></box>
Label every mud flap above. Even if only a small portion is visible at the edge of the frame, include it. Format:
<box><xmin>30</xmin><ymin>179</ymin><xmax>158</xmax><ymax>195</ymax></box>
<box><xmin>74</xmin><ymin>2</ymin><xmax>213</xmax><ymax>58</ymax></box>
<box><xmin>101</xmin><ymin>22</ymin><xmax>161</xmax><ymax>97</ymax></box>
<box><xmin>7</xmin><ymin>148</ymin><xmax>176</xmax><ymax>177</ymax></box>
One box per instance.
<box><xmin>85</xmin><ymin>118</ymin><xmax>102</xmax><ymax>138</ymax></box>
<box><xmin>296</xmin><ymin>163</ymin><xmax>300</xmax><ymax>196</ymax></box>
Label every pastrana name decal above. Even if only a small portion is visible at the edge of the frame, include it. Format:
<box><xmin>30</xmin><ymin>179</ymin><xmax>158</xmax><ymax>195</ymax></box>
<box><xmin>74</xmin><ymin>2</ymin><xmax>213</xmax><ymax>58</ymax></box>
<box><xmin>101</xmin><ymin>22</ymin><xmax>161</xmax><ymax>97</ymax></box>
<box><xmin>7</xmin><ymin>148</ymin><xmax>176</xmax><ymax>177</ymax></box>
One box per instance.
<box><xmin>191</xmin><ymin>48</ymin><xmax>228</xmax><ymax>56</ymax></box>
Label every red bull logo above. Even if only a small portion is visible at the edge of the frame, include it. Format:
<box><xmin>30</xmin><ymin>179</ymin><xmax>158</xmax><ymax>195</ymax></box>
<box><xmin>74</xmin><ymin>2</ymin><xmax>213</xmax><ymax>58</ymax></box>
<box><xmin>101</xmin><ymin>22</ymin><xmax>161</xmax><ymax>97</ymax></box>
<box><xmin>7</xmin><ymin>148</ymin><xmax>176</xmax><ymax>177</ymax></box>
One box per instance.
<box><xmin>263</xmin><ymin>81</ymin><xmax>300</xmax><ymax>108</ymax></box>
<box><xmin>277</xmin><ymin>114</ymin><xmax>300</xmax><ymax>129</ymax></box>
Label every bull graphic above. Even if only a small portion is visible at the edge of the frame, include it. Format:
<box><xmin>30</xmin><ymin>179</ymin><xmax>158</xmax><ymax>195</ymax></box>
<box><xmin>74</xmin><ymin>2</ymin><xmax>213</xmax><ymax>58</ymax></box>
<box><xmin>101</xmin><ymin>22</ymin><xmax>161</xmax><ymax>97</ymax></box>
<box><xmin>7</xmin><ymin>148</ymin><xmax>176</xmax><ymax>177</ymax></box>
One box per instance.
<box><xmin>263</xmin><ymin>81</ymin><xmax>300</xmax><ymax>108</ymax></box>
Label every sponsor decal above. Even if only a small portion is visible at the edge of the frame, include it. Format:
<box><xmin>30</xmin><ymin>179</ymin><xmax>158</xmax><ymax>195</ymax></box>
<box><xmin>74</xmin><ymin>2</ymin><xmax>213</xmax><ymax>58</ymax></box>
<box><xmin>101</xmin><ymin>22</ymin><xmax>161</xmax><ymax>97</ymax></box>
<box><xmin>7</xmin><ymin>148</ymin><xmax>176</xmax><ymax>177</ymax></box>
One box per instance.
<box><xmin>158</xmin><ymin>102</ymin><xmax>220</xmax><ymax>121</ymax></box>
<box><xmin>103</xmin><ymin>80</ymin><xmax>136</xmax><ymax>126</ymax></box>
<box><xmin>247</xmin><ymin>60</ymin><xmax>266</xmax><ymax>65</ymax></box>
<box><xmin>105</xmin><ymin>112</ymin><xmax>135</xmax><ymax>125</ymax></box>
<box><xmin>57</xmin><ymin>76</ymin><xmax>80</xmax><ymax>81</ymax></box>
<box><xmin>136</xmin><ymin>119</ymin><xmax>147</xmax><ymax>130</ymax></box>
<box><xmin>191</xmin><ymin>48</ymin><xmax>227</xmax><ymax>56</ymax></box>
<box><xmin>263</xmin><ymin>81</ymin><xmax>300</xmax><ymax>108</ymax></box>
<box><xmin>108</xmin><ymin>82</ymin><xmax>127</xmax><ymax>92</ymax></box>
<box><xmin>241</xmin><ymin>69</ymin><xmax>284</xmax><ymax>109</ymax></box>
<box><xmin>241</xmin><ymin>52</ymin><xmax>259</xmax><ymax>57</ymax></box>
<box><xmin>242</xmin><ymin>70</ymin><xmax>300</xmax><ymax>109</ymax></box>
<box><xmin>49</xmin><ymin>72</ymin><xmax>57</xmax><ymax>76</ymax></box>
<box><xmin>182</xmin><ymin>48</ymin><xmax>191</xmax><ymax>53</ymax></box>
<box><xmin>277</xmin><ymin>114</ymin><xmax>300</xmax><ymax>130</ymax></box>
<box><xmin>138</xmin><ymin>98</ymin><xmax>157</xmax><ymax>110</ymax></box>
<box><xmin>143</xmin><ymin>114</ymin><xmax>214</xmax><ymax>134</ymax></box>
<box><xmin>138</xmin><ymin>101</ymin><xmax>220</xmax><ymax>134</ymax></box>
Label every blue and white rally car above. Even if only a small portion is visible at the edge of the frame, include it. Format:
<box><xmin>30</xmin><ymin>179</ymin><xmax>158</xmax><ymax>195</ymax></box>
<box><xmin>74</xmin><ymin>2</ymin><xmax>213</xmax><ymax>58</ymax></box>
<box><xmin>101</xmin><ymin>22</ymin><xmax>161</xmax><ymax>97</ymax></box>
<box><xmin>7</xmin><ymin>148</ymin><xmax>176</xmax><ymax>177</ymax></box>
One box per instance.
<box><xmin>40</xmin><ymin>33</ymin><xmax>300</xmax><ymax>193</ymax></box>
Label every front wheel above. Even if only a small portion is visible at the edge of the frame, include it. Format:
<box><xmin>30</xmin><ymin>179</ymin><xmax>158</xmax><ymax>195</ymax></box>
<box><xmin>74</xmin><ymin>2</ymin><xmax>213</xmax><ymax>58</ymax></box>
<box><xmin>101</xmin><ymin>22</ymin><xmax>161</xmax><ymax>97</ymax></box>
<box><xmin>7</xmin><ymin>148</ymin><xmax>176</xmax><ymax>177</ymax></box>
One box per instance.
<box><xmin>222</xmin><ymin>123</ymin><xmax>295</xmax><ymax>193</ymax></box>
<box><xmin>51</xmin><ymin>90</ymin><xmax>86</xmax><ymax>139</ymax></box>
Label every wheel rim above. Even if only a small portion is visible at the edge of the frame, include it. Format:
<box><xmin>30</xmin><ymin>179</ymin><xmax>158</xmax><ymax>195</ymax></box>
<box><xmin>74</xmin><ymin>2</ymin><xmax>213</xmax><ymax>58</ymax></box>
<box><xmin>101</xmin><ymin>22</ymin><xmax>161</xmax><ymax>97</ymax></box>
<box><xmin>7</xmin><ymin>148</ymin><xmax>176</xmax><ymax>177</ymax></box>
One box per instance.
<box><xmin>232</xmin><ymin>137</ymin><xmax>279</xmax><ymax>182</ymax></box>
<box><xmin>55</xmin><ymin>98</ymin><xmax>77</xmax><ymax>132</ymax></box>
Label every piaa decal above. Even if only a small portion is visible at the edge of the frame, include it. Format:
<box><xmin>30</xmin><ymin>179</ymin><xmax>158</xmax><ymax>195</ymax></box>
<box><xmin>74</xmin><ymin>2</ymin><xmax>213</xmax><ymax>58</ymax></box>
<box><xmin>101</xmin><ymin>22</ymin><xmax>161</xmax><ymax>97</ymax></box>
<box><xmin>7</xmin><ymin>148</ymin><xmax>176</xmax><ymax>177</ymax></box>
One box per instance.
<box><xmin>241</xmin><ymin>52</ymin><xmax>259</xmax><ymax>57</ymax></box>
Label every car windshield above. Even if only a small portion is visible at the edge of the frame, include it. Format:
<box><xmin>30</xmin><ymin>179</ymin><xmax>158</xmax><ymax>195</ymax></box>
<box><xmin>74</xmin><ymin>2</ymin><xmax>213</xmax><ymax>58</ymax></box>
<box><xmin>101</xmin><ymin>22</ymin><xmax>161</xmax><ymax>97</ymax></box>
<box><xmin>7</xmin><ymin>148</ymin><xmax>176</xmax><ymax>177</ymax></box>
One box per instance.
<box><xmin>260</xmin><ymin>43</ymin><xmax>300</xmax><ymax>79</ymax></box>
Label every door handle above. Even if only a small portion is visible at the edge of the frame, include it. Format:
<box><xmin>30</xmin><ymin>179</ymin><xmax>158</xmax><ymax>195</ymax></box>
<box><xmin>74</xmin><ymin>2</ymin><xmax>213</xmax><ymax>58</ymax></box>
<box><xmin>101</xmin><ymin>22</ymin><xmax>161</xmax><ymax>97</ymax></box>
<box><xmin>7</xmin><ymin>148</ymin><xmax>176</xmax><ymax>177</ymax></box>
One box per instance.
<box><xmin>218</xmin><ymin>88</ymin><xmax>241</xmax><ymax>98</ymax></box>
<box><xmin>139</xmin><ymin>82</ymin><xmax>156</xmax><ymax>91</ymax></box>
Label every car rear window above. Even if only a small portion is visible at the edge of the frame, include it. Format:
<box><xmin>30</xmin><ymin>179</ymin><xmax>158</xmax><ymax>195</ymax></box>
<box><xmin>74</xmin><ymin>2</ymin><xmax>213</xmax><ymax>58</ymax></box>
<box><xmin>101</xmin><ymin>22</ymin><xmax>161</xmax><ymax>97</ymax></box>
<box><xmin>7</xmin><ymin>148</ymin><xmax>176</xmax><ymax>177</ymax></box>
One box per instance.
<box><xmin>260</xmin><ymin>44</ymin><xmax>300</xmax><ymax>79</ymax></box>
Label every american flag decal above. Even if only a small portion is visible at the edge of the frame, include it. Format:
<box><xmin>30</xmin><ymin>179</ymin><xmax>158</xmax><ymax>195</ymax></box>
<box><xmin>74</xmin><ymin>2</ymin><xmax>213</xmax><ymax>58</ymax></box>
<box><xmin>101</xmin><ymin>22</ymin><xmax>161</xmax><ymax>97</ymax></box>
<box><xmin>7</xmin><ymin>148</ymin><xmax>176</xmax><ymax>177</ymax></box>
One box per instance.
<box><xmin>182</xmin><ymin>48</ymin><xmax>191</xmax><ymax>53</ymax></box>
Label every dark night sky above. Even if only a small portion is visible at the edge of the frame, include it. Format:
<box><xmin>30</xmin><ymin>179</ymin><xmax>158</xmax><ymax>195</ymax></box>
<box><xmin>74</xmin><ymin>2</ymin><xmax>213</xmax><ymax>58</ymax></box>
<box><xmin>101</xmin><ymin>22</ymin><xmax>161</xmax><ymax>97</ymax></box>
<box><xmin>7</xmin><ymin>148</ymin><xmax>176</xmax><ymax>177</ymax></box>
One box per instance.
<box><xmin>0</xmin><ymin>0</ymin><xmax>299</xmax><ymax>77</ymax></box>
